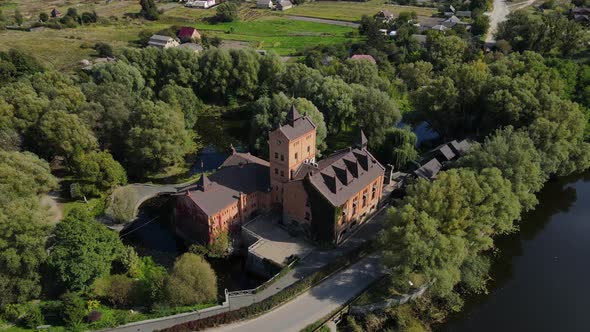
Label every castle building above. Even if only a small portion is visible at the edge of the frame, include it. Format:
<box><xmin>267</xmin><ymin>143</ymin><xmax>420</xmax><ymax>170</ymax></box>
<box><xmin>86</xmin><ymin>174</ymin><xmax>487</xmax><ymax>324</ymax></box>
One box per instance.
<box><xmin>174</xmin><ymin>106</ymin><xmax>385</xmax><ymax>245</ymax></box>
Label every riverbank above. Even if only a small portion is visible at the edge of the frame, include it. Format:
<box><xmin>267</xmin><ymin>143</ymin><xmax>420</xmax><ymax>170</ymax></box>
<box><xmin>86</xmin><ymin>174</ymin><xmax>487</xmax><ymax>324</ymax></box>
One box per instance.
<box><xmin>439</xmin><ymin>171</ymin><xmax>590</xmax><ymax>332</ymax></box>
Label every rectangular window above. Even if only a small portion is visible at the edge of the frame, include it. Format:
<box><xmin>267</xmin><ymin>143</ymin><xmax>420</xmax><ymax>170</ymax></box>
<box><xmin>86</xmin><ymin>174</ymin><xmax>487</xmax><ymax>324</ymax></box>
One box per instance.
<box><xmin>280</xmin><ymin>170</ymin><xmax>284</xmax><ymax>177</ymax></box>
<box><xmin>295</xmin><ymin>152</ymin><xmax>298</xmax><ymax>160</ymax></box>
<box><xmin>307</xmin><ymin>146</ymin><xmax>310</xmax><ymax>153</ymax></box>
<box><xmin>305</xmin><ymin>212</ymin><xmax>310</xmax><ymax>221</ymax></box>
<box><xmin>281</xmin><ymin>154</ymin><xmax>284</xmax><ymax>161</ymax></box>
<box><xmin>275</xmin><ymin>168</ymin><xmax>278</xmax><ymax>175</ymax></box>
<box><xmin>275</xmin><ymin>152</ymin><xmax>278</xmax><ymax>159</ymax></box>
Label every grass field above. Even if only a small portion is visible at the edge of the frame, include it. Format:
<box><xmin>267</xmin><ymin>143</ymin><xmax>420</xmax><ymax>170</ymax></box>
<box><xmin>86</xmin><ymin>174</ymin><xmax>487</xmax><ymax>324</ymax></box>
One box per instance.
<box><xmin>284</xmin><ymin>0</ymin><xmax>437</xmax><ymax>22</ymax></box>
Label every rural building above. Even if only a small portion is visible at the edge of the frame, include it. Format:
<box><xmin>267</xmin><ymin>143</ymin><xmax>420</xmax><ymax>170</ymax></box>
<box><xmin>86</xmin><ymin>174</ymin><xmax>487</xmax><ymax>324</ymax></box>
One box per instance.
<box><xmin>174</xmin><ymin>106</ymin><xmax>386</xmax><ymax>245</ymax></box>
<box><xmin>257</xmin><ymin>0</ymin><xmax>274</xmax><ymax>9</ymax></box>
<box><xmin>456</xmin><ymin>11</ymin><xmax>472</xmax><ymax>18</ymax></box>
<box><xmin>350</xmin><ymin>54</ymin><xmax>377</xmax><ymax>64</ymax></box>
<box><xmin>177</xmin><ymin>27</ymin><xmax>201</xmax><ymax>41</ymax></box>
<box><xmin>51</xmin><ymin>8</ymin><xmax>61</xmax><ymax>18</ymax></box>
<box><xmin>185</xmin><ymin>0</ymin><xmax>216</xmax><ymax>8</ymax></box>
<box><xmin>413</xmin><ymin>139</ymin><xmax>472</xmax><ymax>180</ymax></box>
<box><xmin>147</xmin><ymin>35</ymin><xmax>180</xmax><ymax>49</ymax></box>
<box><xmin>277</xmin><ymin>0</ymin><xmax>293</xmax><ymax>11</ymax></box>
<box><xmin>570</xmin><ymin>7</ymin><xmax>590</xmax><ymax>25</ymax></box>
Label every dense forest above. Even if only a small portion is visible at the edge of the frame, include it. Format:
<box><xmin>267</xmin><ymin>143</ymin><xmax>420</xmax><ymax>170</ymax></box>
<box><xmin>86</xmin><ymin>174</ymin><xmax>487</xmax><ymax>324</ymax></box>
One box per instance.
<box><xmin>1</xmin><ymin>1</ymin><xmax>589</xmax><ymax>330</ymax></box>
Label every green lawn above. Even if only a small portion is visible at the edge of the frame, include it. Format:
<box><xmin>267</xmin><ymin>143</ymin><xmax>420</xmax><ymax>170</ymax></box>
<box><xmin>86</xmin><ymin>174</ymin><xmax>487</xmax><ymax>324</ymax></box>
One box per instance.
<box><xmin>284</xmin><ymin>0</ymin><xmax>437</xmax><ymax>22</ymax></box>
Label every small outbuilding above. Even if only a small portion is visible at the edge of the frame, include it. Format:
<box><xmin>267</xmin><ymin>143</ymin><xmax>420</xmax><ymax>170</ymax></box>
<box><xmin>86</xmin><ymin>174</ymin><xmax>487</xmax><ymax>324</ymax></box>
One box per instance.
<box><xmin>147</xmin><ymin>35</ymin><xmax>180</xmax><ymax>49</ymax></box>
<box><xmin>177</xmin><ymin>27</ymin><xmax>201</xmax><ymax>42</ymax></box>
<box><xmin>277</xmin><ymin>0</ymin><xmax>293</xmax><ymax>11</ymax></box>
<box><xmin>257</xmin><ymin>0</ymin><xmax>274</xmax><ymax>9</ymax></box>
<box><xmin>51</xmin><ymin>8</ymin><xmax>61</xmax><ymax>18</ymax></box>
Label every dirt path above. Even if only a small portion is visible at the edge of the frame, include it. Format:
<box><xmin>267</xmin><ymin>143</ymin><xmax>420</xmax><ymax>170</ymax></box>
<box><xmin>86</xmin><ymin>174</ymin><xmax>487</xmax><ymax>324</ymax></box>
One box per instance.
<box><xmin>485</xmin><ymin>0</ymin><xmax>536</xmax><ymax>43</ymax></box>
<box><xmin>41</xmin><ymin>191</ymin><xmax>63</xmax><ymax>224</ymax></box>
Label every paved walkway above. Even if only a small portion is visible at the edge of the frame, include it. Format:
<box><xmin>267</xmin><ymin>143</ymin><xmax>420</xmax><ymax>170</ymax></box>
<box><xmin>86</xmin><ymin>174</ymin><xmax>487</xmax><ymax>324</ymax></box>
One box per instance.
<box><xmin>210</xmin><ymin>255</ymin><xmax>386</xmax><ymax>332</ymax></box>
<box><xmin>286</xmin><ymin>15</ymin><xmax>360</xmax><ymax>28</ymax></box>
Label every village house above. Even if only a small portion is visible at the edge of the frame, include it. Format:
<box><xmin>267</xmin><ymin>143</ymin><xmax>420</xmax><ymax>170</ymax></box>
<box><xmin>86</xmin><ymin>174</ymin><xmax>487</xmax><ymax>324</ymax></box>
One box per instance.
<box><xmin>51</xmin><ymin>8</ymin><xmax>61</xmax><ymax>18</ymax></box>
<box><xmin>375</xmin><ymin>9</ymin><xmax>395</xmax><ymax>23</ymax></box>
<box><xmin>147</xmin><ymin>35</ymin><xmax>180</xmax><ymax>49</ymax></box>
<box><xmin>174</xmin><ymin>106</ymin><xmax>386</xmax><ymax>245</ymax></box>
<box><xmin>185</xmin><ymin>0</ymin><xmax>216</xmax><ymax>8</ymax></box>
<box><xmin>257</xmin><ymin>0</ymin><xmax>274</xmax><ymax>9</ymax></box>
<box><xmin>413</xmin><ymin>139</ymin><xmax>472</xmax><ymax>180</ymax></box>
<box><xmin>276</xmin><ymin>0</ymin><xmax>293</xmax><ymax>11</ymax></box>
<box><xmin>177</xmin><ymin>27</ymin><xmax>201</xmax><ymax>42</ymax></box>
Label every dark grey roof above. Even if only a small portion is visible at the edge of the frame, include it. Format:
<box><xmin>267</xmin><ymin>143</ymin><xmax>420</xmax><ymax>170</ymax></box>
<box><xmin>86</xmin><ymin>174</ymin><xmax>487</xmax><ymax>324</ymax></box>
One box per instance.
<box><xmin>221</xmin><ymin>150</ymin><xmax>270</xmax><ymax>168</ymax></box>
<box><xmin>182</xmin><ymin>162</ymin><xmax>270</xmax><ymax>216</ymax></box>
<box><xmin>287</xmin><ymin>105</ymin><xmax>301</xmax><ymax>123</ymax></box>
<box><xmin>275</xmin><ymin>116</ymin><xmax>316</xmax><ymax>140</ymax></box>
<box><xmin>150</xmin><ymin>34</ymin><xmax>175</xmax><ymax>42</ymax></box>
<box><xmin>456</xmin><ymin>11</ymin><xmax>471</xmax><ymax>17</ymax></box>
<box><xmin>430</xmin><ymin>143</ymin><xmax>456</xmax><ymax>162</ymax></box>
<box><xmin>414</xmin><ymin>159</ymin><xmax>442</xmax><ymax>180</ymax></box>
<box><xmin>448</xmin><ymin>139</ymin><xmax>471</xmax><ymax>156</ymax></box>
<box><xmin>356</xmin><ymin>129</ymin><xmax>368</xmax><ymax>149</ymax></box>
<box><xmin>308</xmin><ymin>147</ymin><xmax>385</xmax><ymax>207</ymax></box>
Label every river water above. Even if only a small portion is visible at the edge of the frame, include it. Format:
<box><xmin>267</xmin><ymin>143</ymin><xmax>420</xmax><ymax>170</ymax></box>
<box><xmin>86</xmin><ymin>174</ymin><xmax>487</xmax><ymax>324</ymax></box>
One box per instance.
<box><xmin>440</xmin><ymin>171</ymin><xmax>590</xmax><ymax>332</ymax></box>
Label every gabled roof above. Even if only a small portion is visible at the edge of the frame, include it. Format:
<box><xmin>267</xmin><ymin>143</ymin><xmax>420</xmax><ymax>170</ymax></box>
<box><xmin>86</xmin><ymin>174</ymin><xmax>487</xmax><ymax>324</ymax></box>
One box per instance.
<box><xmin>221</xmin><ymin>149</ymin><xmax>270</xmax><ymax>168</ymax></box>
<box><xmin>432</xmin><ymin>24</ymin><xmax>450</xmax><ymax>31</ymax></box>
<box><xmin>178</xmin><ymin>27</ymin><xmax>199</xmax><ymax>39</ymax></box>
<box><xmin>350</xmin><ymin>54</ymin><xmax>376</xmax><ymax>64</ymax></box>
<box><xmin>448</xmin><ymin>139</ymin><xmax>471</xmax><ymax>156</ymax></box>
<box><xmin>456</xmin><ymin>11</ymin><xmax>471</xmax><ymax>17</ymax></box>
<box><xmin>257</xmin><ymin>0</ymin><xmax>273</xmax><ymax>5</ymax></box>
<box><xmin>182</xmin><ymin>162</ymin><xmax>270</xmax><ymax>216</ymax></box>
<box><xmin>307</xmin><ymin>147</ymin><xmax>385</xmax><ymax>207</ymax></box>
<box><xmin>430</xmin><ymin>143</ymin><xmax>456</xmax><ymax>162</ymax></box>
<box><xmin>444</xmin><ymin>15</ymin><xmax>462</xmax><ymax>23</ymax></box>
<box><xmin>150</xmin><ymin>34</ymin><xmax>175</xmax><ymax>42</ymax></box>
<box><xmin>274</xmin><ymin>115</ymin><xmax>316</xmax><ymax>141</ymax></box>
<box><xmin>414</xmin><ymin>158</ymin><xmax>442</xmax><ymax>180</ymax></box>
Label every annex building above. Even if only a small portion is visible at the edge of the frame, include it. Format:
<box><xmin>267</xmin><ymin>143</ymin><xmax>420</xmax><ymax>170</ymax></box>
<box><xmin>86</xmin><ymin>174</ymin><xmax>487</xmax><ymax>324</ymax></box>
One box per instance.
<box><xmin>174</xmin><ymin>106</ymin><xmax>385</xmax><ymax>245</ymax></box>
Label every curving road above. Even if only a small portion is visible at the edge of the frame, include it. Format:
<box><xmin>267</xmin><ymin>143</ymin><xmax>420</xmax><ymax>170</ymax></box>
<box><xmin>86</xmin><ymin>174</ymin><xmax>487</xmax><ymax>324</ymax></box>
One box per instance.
<box><xmin>208</xmin><ymin>255</ymin><xmax>386</xmax><ymax>332</ymax></box>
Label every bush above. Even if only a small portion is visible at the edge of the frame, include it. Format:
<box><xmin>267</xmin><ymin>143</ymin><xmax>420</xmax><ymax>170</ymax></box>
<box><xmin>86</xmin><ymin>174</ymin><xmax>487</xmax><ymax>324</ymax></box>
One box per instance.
<box><xmin>61</xmin><ymin>292</ymin><xmax>86</xmax><ymax>327</ymax></box>
<box><xmin>86</xmin><ymin>310</ymin><xmax>102</xmax><ymax>323</ymax></box>
<box><xmin>215</xmin><ymin>2</ymin><xmax>238</xmax><ymax>22</ymax></box>
<box><xmin>165</xmin><ymin>253</ymin><xmax>217</xmax><ymax>306</ymax></box>
<box><xmin>24</xmin><ymin>306</ymin><xmax>44</xmax><ymax>329</ymax></box>
<box><xmin>39</xmin><ymin>12</ymin><xmax>49</xmax><ymax>22</ymax></box>
<box><xmin>93</xmin><ymin>274</ymin><xmax>138</xmax><ymax>307</ymax></box>
<box><xmin>95</xmin><ymin>42</ymin><xmax>114</xmax><ymax>58</ymax></box>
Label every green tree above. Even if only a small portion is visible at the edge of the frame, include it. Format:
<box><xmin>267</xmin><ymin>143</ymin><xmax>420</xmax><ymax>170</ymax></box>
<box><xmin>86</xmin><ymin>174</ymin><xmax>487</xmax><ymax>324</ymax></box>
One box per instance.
<box><xmin>338</xmin><ymin>59</ymin><xmax>390</xmax><ymax>91</ymax></box>
<box><xmin>0</xmin><ymin>152</ymin><xmax>57</xmax><ymax>306</ymax></box>
<box><xmin>48</xmin><ymin>208</ymin><xmax>124</xmax><ymax>292</ymax></box>
<box><xmin>456</xmin><ymin>127</ymin><xmax>545</xmax><ymax>211</ymax></box>
<box><xmin>60</xmin><ymin>292</ymin><xmax>86</xmax><ymax>327</ymax></box>
<box><xmin>215</xmin><ymin>2</ymin><xmax>238</xmax><ymax>22</ymax></box>
<box><xmin>39</xmin><ymin>12</ymin><xmax>49</xmax><ymax>22</ymax></box>
<box><xmin>95</xmin><ymin>42</ymin><xmax>114</xmax><ymax>58</ymax></box>
<box><xmin>425</xmin><ymin>34</ymin><xmax>468</xmax><ymax>70</ymax></box>
<box><xmin>352</xmin><ymin>85</ymin><xmax>401</xmax><ymax>148</ymax></box>
<box><xmin>139</xmin><ymin>0</ymin><xmax>159</xmax><ymax>20</ymax></box>
<box><xmin>73</xmin><ymin>150</ymin><xmax>127</xmax><ymax>197</ymax></box>
<box><xmin>165</xmin><ymin>253</ymin><xmax>217</xmax><ymax>306</ymax></box>
<box><xmin>14</xmin><ymin>9</ymin><xmax>23</xmax><ymax>26</ymax></box>
<box><xmin>93</xmin><ymin>274</ymin><xmax>137</xmax><ymax>307</ymax></box>
<box><xmin>159</xmin><ymin>84</ymin><xmax>204</xmax><ymax>129</ymax></box>
<box><xmin>198</xmin><ymin>48</ymin><xmax>233</xmax><ymax>101</ymax></box>
<box><xmin>293</xmin><ymin>97</ymin><xmax>328</xmax><ymax>154</ymax></box>
<box><xmin>378</xmin><ymin>127</ymin><xmax>418</xmax><ymax>170</ymax></box>
<box><xmin>38</xmin><ymin>110</ymin><xmax>98</xmax><ymax>162</ymax></box>
<box><xmin>126</xmin><ymin>101</ymin><xmax>196</xmax><ymax>174</ymax></box>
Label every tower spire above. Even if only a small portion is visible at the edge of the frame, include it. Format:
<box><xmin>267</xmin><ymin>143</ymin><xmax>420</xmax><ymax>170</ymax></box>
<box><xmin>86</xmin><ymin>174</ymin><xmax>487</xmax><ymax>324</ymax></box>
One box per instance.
<box><xmin>286</xmin><ymin>104</ymin><xmax>301</xmax><ymax>125</ymax></box>
<box><xmin>356</xmin><ymin>129</ymin><xmax>368</xmax><ymax>149</ymax></box>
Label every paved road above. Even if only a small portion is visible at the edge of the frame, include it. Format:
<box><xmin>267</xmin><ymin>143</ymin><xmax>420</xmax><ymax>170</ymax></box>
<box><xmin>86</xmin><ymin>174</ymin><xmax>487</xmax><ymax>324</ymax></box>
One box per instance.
<box><xmin>286</xmin><ymin>15</ymin><xmax>360</xmax><ymax>28</ymax></box>
<box><xmin>209</xmin><ymin>255</ymin><xmax>385</xmax><ymax>332</ymax></box>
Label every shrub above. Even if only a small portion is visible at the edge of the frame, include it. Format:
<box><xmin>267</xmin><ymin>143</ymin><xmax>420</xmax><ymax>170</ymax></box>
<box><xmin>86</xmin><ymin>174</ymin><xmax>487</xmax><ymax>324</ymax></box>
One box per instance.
<box><xmin>215</xmin><ymin>2</ymin><xmax>238</xmax><ymax>22</ymax></box>
<box><xmin>93</xmin><ymin>274</ymin><xmax>138</xmax><ymax>307</ymax></box>
<box><xmin>165</xmin><ymin>253</ymin><xmax>217</xmax><ymax>306</ymax></box>
<box><xmin>86</xmin><ymin>310</ymin><xmax>102</xmax><ymax>323</ymax></box>
<box><xmin>39</xmin><ymin>12</ymin><xmax>49</xmax><ymax>22</ymax></box>
<box><xmin>61</xmin><ymin>292</ymin><xmax>86</xmax><ymax>327</ymax></box>
<box><xmin>24</xmin><ymin>306</ymin><xmax>44</xmax><ymax>329</ymax></box>
<box><xmin>95</xmin><ymin>42</ymin><xmax>114</xmax><ymax>58</ymax></box>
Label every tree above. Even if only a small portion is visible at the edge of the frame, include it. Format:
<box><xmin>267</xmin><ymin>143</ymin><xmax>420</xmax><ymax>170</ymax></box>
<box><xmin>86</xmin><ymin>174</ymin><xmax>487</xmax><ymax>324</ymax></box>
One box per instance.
<box><xmin>14</xmin><ymin>9</ymin><xmax>23</xmax><ymax>26</ymax></box>
<box><xmin>293</xmin><ymin>97</ymin><xmax>328</xmax><ymax>154</ymax></box>
<box><xmin>378</xmin><ymin>127</ymin><xmax>418</xmax><ymax>170</ymax></box>
<box><xmin>140</xmin><ymin>0</ymin><xmax>159</xmax><ymax>20</ymax></box>
<box><xmin>313</xmin><ymin>76</ymin><xmax>355</xmax><ymax>134</ymax></box>
<box><xmin>165</xmin><ymin>253</ymin><xmax>217</xmax><ymax>306</ymax></box>
<box><xmin>95</xmin><ymin>42</ymin><xmax>114</xmax><ymax>58</ymax></box>
<box><xmin>471</xmin><ymin>14</ymin><xmax>490</xmax><ymax>36</ymax></box>
<box><xmin>456</xmin><ymin>127</ymin><xmax>546</xmax><ymax>211</ymax></box>
<box><xmin>61</xmin><ymin>292</ymin><xmax>86</xmax><ymax>327</ymax></box>
<box><xmin>338</xmin><ymin>59</ymin><xmax>389</xmax><ymax>91</ymax></box>
<box><xmin>48</xmin><ymin>207</ymin><xmax>124</xmax><ymax>292</ymax></box>
<box><xmin>73</xmin><ymin>150</ymin><xmax>127</xmax><ymax>197</ymax></box>
<box><xmin>126</xmin><ymin>101</ymin><xmax>196</xmax><ymax>174</ymax></box>
<box><xmin>379</xmin><ymin>168</ymin><xmax>521</xmax><ymax>296</ymax></box>
<box><xmin>352</xmin><ymin>85</ymin><xmax>401</xmax><ymax>148</ymax></box>
<box><xmin>0</xmin><ymin>151</ymin><xmax>57</xmax><ymax>307</ymax></box>
<box><xmin>398</xmin><ymin>61</ymin><xmax>433</xmax><ymax>91</ymax></box>
<box><xmin>38</xmin><ymin>110</ymin><xmax>98</xmax><ymax>162</ymax></box>
<box><xmin>39</xmin><ymin>12</ymin><xmax>49</xmax><ymax>22</ymax></box>
<box><xmin>425</xmin><ymin>33</ymin><xmax>468</xmax><ymax>70</ymax></box>
<box><xmin>198</xmin><ymin>48</ymin><xmax>233</xmax><ymax>101</ymax></box>
<box><xmin>215</xmin><ymin>2</ymin><xmax>238</xmax><ymax>22</ymax></box>
<box><xmin>159</xmin><ymin>84</ymin><xmax>204</xmax><ymax>129</ymax></box>
<box><xmin>93</xmin><ymin>274</ymin><xmax>137</xmax><ymax>307</ymax></box>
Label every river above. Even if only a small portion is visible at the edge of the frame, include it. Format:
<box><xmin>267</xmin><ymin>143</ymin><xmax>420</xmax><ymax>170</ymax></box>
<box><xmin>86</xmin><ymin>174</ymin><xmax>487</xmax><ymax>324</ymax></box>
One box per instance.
<box><xmin>440</xmin><ymin>171</ymin><xmax>590</xmax><ymax>332</ymax></box>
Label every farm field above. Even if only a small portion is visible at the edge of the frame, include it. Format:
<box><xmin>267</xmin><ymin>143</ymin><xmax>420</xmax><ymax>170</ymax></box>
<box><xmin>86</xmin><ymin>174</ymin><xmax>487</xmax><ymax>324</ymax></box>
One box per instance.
<box><xmin>284</xmin><ymin>0</ymin><xmax>437</xmax><ymax>22</ymax></box>
<box><xmin>0</xmin><ymin>0</ymin><xmax>438</xmax><ymax>70</ymax></box>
